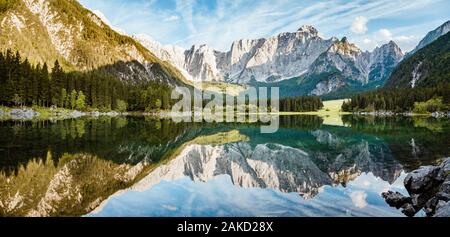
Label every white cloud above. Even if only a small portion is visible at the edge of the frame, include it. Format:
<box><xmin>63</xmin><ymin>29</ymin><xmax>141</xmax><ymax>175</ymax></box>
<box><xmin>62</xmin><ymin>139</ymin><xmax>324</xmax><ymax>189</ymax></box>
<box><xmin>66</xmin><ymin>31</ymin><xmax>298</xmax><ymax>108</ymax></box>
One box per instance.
<box><xmin>350</xmin><ymin>16</ymin><xmax>369</xmax><ymax>34</ymax></box>
<box><xmin>377</xmin><ymin>28</ymin><xmax>393</xmax><ymax>40</ymax></box>
<box><xmin>395</xmin><ymin>35</ymin><xmax>416</xmax><ymax>42</ymax></box>
<box><xmin>363</xmin><ymin>38</ymin><xmax>372</xmax><ymax>44</ymax></box>
<box><xmin>164</xmin><ymin>15</ymin><xmax>180</xmax><ymax>22</ymax></box>
<box><xmin>350</xmin><ymin>191</ymin><xmax>368</xmax><ymax>208</ymax></box>
<box><xmin>356</xmin><ymin>28</ymin><xmax>416</xmax><ymax>51</ymax></box>
<box><xmin>79</xmin><ymin>0</ymin><xmax>447</xmax><ymax>52</ymax></box>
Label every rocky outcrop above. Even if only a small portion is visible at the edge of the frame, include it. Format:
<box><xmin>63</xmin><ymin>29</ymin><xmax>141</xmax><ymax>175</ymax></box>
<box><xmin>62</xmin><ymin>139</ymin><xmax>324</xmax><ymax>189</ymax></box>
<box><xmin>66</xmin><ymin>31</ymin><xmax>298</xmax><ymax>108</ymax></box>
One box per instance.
<box><xmin>308</xmin><ymin>38</ymin><xmax>403</xmax><ymax>86</ymax></box>
<box><xmin>382</xmin><ymin>158</ymin><xmax>450</xmax><ymax>217</ymax></box>
<box><xmin>309</xmin><ymin>75</ymin><xmax>346</xmax><ymax>96</ymax></box>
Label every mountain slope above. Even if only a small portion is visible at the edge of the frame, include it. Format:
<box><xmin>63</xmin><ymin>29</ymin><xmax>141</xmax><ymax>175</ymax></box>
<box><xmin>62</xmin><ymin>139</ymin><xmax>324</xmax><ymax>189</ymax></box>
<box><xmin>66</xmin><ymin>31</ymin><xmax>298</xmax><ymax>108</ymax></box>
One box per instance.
<box><xmin>306</xmin><ymin>38</ymin><xmax>404</xmax><ymax>96</ymax></box>
<box><xmin>0</xmin><ymin>0</ymin><xmax>187</xmax><ymax>85</ymax></box>
<box><xmin>406</xmin><ymin>20</ymin><xmax>450</xmax><ymax>57</ymax></box>
<box><xmin>385</xmin><ymin>31</ymin><xmax>450</xmax><ymax>88</ymax></box>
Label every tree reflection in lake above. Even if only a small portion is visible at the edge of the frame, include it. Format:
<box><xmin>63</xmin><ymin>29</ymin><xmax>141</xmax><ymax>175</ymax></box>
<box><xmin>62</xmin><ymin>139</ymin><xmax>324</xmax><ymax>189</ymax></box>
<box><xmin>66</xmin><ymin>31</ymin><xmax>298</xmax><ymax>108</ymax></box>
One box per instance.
<box><xmin>0</xmin><ymin>115</ymin><xmax>448</xmax><ymax>216</ymax></box>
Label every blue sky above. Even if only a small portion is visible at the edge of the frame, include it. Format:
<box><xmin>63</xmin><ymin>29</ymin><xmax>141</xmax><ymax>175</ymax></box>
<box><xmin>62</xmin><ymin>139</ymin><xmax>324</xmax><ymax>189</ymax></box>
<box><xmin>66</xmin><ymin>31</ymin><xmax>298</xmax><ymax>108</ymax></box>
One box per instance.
<box><xmin>78</xmin><ymin>0</ymin><xmax>450</xmax><ymax>52</ymax></box>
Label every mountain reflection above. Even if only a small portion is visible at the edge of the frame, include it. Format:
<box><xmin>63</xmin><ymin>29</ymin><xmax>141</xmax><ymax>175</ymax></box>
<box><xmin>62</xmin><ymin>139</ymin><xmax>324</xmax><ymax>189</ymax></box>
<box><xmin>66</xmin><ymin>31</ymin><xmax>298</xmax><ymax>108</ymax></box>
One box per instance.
<box><xmin>0</xmin><ymin>115</ymin><xmax>448</xmax><ymax>216</ymax></box>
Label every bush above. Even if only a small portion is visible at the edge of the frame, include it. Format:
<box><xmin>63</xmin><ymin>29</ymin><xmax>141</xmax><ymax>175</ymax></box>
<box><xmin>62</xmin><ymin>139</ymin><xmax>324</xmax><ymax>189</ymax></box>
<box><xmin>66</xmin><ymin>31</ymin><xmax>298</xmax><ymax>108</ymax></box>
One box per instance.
<box><xmin>115</xmin><ymin>99</ymin><xmax>127</xmax><ymax>112</ymax></box>
<box><xmin>413</xmin><ymin>97</ymin><xmax>446</xmax><ymax>114</ymax></box>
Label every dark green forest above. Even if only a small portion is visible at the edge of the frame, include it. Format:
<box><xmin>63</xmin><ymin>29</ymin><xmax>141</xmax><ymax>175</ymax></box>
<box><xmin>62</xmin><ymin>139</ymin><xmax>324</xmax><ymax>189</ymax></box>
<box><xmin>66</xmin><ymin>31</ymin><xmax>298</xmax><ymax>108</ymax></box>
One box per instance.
<box><xmin>278</xmin><ymin>96</ymin><xmax>323</xmax><ymax>112</ymax></box>
<box><xmin>341</xmin><ymin>84</ymin><xmax>450</xmax><ymax>113</ymax></box>
<box><xmin>385</xmin><ymin>32</ymin><xmax>450</xmax><ymax>88</ymax></box>
<box><xmin>0</xmin><ymin>49</ymin><xmax>174</xmax><ymax>112</ymax></box>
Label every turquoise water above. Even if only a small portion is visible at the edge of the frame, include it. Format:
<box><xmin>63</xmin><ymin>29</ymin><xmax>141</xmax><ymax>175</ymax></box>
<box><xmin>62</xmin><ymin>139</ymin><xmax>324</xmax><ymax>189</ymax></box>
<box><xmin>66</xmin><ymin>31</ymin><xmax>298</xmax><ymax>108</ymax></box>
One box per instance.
<box><xmin>0</xmin><ymin>115</ymin><xmax>448</xmax><ymax>216</ymax></box>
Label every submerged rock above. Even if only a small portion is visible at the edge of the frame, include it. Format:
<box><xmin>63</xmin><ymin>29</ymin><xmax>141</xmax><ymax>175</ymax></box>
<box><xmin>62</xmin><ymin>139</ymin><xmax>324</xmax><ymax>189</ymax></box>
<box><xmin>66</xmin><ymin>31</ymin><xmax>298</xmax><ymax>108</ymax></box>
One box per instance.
<box><xmin>382</xmin><ymin>158</ymin><xmax>450</xmax><ymax>217</ymax></box>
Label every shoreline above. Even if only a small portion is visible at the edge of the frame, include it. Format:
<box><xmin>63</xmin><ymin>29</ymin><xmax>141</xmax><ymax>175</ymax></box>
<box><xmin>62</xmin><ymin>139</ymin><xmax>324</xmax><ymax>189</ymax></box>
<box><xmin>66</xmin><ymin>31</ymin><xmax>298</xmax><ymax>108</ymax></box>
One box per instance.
<box><xmin>1</xmin><ymin>106</ymin><xmax>449</xmax><ymax>121</ymax></box>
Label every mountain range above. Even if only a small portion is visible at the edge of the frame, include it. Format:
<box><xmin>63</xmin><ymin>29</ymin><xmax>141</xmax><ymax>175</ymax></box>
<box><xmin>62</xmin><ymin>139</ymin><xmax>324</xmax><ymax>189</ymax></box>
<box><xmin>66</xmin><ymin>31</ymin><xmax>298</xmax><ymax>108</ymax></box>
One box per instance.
<box><xmin>135</xmin><ymin>26</ymin><xmax>405</xmax><ymax>96</ymax></box>
<box><xmin>136</xmin><ymin>21</ymin><xmax>450</xmax><ymax>97</ymax></box>
<box><xmin>1</xmin><ymin>0</ymin><xmax>448</xmax><ymax>99</ymax></box>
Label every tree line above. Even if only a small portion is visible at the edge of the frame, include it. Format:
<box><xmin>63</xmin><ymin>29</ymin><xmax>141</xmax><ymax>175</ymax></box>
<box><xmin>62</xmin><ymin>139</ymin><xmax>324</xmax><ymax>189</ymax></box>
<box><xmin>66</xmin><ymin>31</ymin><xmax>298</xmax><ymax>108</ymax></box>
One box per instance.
<box><xmin>0</xmin><ymin>49</ymin><xmax>174</xmax><ymax>112</ymax></box>
<box><xmin>341</xmin><ymin>84</ymin><xmax>450</xmax><ymax>113</ymax></box>
<box><xmin>278</xmin><ymin>96</ymin><xmax>323</xmax><ymax>112</ymax></box>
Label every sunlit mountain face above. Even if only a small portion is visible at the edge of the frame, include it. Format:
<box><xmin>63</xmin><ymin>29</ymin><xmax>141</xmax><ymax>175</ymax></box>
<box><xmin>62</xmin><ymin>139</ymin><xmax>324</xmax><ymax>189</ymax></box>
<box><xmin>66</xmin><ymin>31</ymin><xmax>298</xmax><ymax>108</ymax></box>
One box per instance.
<box><xmin>1</xmin><ymin>116</ymin><xmax>448</xmax><ymax>217</ymax></box>
<box><xmin>0</xmin><ymin>0</ymin><xmax>449</xmax><ymax>219</ymax></box>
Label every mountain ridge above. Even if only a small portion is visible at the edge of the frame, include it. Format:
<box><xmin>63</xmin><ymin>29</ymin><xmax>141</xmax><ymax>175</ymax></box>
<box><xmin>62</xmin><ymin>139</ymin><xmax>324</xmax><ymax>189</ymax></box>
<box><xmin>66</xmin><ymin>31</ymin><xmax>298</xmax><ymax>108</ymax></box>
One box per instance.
<box><xmin>385</xmin><ymin>31</ymin><xmax>450</xmax><ymax>89</ymax></box>
<box><xmin>136</xmin><ymin>26</ymin><xmax>404</xmax><ymax>97</ymax></box>
<box><xmin>0</xmin><ymin>0</ymin><xmax>187</xmax><ymax>86</ymax></box>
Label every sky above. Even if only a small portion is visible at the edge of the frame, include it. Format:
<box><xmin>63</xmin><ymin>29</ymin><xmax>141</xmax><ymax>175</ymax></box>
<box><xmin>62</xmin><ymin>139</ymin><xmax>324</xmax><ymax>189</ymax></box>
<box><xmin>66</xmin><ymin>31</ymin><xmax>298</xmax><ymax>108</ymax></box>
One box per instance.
<box><xmin>78</xmin><ymin>0</ymin><xmax>450</xmax><ymax>53</ymax></box>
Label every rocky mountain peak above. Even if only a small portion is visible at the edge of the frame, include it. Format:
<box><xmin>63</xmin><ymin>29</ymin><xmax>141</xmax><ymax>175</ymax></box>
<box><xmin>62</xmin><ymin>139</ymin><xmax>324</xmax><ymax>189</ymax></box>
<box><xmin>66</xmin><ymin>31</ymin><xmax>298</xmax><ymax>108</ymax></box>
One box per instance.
<box><xmin>328</xmin><ymin>37</ymin><xmax>361</xmax><ymax>56</ymax></box>
<box><xmin>297</xmin><ymin>25</ymin><xmax>319</xmax><ymax>36</ymax></box>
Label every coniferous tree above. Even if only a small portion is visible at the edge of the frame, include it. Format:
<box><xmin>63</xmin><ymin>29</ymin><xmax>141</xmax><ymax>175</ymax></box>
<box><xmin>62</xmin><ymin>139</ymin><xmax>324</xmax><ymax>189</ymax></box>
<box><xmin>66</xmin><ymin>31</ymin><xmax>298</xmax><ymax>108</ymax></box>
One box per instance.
<box><xmin>75</xmin><ymin>91</ymin><xmax>86</xmax><ymax>111</ymax></box>
<box><xmin>70</xmin><ymin>89</ymin><xmax>77</xmax><ymax>109</ymax></box>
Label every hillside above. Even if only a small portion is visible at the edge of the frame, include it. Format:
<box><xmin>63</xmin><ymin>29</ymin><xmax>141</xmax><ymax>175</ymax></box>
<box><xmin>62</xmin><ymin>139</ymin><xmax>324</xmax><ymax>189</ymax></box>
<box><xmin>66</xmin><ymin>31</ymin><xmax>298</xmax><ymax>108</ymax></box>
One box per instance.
<box><xmin>0</xmin><ymin>0</ymin><xmax>186</xmax><ymax>85</ymax></box>
<box><xmin>385</xmin><ymin>32</ymin><xmax>450</xmax><ymax>88</ymax></box>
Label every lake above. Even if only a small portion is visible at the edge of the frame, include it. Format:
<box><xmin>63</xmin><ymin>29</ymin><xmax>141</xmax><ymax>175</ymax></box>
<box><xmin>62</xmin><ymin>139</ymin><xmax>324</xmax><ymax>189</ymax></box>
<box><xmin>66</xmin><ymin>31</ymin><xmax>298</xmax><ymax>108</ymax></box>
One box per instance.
<box><xmin>0</xmin><ymin>115</ymin><xmax>449</xmax><ymax>217</ymax></box>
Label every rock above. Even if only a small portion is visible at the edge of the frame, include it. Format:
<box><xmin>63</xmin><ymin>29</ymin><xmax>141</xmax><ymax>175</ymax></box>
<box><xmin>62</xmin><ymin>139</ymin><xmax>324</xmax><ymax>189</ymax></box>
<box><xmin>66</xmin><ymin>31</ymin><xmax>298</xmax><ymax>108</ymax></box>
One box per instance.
<box><xmin>404</xmin><ymin>166</ymin><xmax>440</xmax><ymax>194</ymax></box>
<box><xmin>70</xmin><ymin>111</ymin><xmax>85</xmax><ymax>118</ymax></box>
<box><xmin>411</xmin><ymin>193</ymin><xmax>433</xmax><ymax>209</ymax></box>
<box><xmin>439</xmin><ymin>180</ymin><xmax>450</xmax><ymax>194</ymax></box>
<box><xmin>9</xmin><ymin>109</ymin><xmax>40</xmax><ymax>120</ymax></box>
<box><xmin>432</xmin><ymin>112</ymin><xmax>446</xmax><ymax>118</ymax></box>
<box><xmin>424</xmin><ymin>197</ymin><xmax>439</xmax><ymax>216</ymax></box>
<box><xmin>433</xmin><ymin>201</ymin><xmax>450</xmax><ymax>217</ymax></box>
<box><xmin>382</xmin><ymin>191</ymin><xmax>412</xmax><ymax>208</ymax></box>
<box><xmin>89</xmin><ymin>111</ymin><xmax>100</xmax><ymax>117</ymax></box>
<box><xmin>435</xmin><ymin>180</ymin><xmax>450</xmax><ymax>202</ymax></box>
<box><xmin>437</xmin><ymin>158</ymin><xmax>450</xmax><ymax>181</ymax></box>
<box><xmin>401</xmin><ymin>203</ymin><xmax>418</xmax><ymax>217</ymax></box>
<box><xmin>105</xmin><ymin>111</ymin><xmax>119</xmax><ymax>117</ymax></box>
<box><xmin>384</xmin><ymin>158</ymin><xmax>450</xmax><ymax>217</ymax></box>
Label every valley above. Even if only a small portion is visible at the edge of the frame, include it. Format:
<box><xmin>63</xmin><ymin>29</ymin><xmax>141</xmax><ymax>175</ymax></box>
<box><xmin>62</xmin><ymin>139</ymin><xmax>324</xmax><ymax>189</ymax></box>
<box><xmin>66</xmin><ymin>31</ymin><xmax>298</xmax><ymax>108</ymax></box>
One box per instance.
<box><xmin>0</xmin><ymin>0</ymin><xmax>449</xmax><ymax>218</ymax></box>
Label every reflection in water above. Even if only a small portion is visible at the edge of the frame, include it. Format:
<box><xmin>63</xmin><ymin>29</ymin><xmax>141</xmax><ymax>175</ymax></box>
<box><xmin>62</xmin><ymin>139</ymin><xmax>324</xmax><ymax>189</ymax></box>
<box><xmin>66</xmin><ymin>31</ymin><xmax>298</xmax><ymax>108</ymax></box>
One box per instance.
<box><xmin>89</xmin><ymin>173</ymin><xmax>408</xmax><ymax>217</ymax></box>
<box><xmin>0</xmin><ymin>115</ymin><xmax>448</xmax><ymax>217</ymax></box>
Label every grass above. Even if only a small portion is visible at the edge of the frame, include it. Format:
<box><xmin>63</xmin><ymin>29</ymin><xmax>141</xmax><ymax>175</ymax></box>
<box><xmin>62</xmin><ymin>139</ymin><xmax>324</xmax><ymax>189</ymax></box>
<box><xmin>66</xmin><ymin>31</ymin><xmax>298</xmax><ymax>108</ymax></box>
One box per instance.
<box><xmin>268</xmin><ymin>99</ymin><xmax>350</xmax><ymax>126</ymax></box>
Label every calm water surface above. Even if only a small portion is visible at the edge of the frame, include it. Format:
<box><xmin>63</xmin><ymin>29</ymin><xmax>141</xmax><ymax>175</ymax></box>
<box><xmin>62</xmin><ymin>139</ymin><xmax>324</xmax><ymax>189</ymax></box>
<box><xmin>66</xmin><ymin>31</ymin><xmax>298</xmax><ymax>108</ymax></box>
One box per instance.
<box><xmin>0</xmin><ymin>115</ymin><xmax>448</xmax><ymax>217</ymax></box>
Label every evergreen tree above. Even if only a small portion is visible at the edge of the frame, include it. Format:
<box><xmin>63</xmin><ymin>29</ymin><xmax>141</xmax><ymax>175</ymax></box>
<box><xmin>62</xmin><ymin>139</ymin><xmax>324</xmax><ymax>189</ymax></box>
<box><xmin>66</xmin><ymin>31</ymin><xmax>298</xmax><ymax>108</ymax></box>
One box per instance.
<box><xmin>60</xmin><ymin>88</ymin><xmax>67</xmax><ymax>108</ymax></box>
<box><xmin>75</xmin><ymin>91</ymin><xmax>86</xmax><ymax>111</ymax></box>
<box><xmin>70</xmin><ymin>89</ymin><xmax>77</xmax><ymax>109</ymax></box>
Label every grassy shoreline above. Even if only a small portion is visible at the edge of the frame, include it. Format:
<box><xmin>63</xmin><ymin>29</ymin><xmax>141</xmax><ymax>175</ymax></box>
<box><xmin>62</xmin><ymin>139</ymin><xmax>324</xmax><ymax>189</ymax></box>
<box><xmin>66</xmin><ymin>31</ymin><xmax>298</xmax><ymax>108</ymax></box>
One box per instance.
<box><xmin>1</xmin><ymin>99</ymin><xmax>444</xmax><ymax>121</ymax></box>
